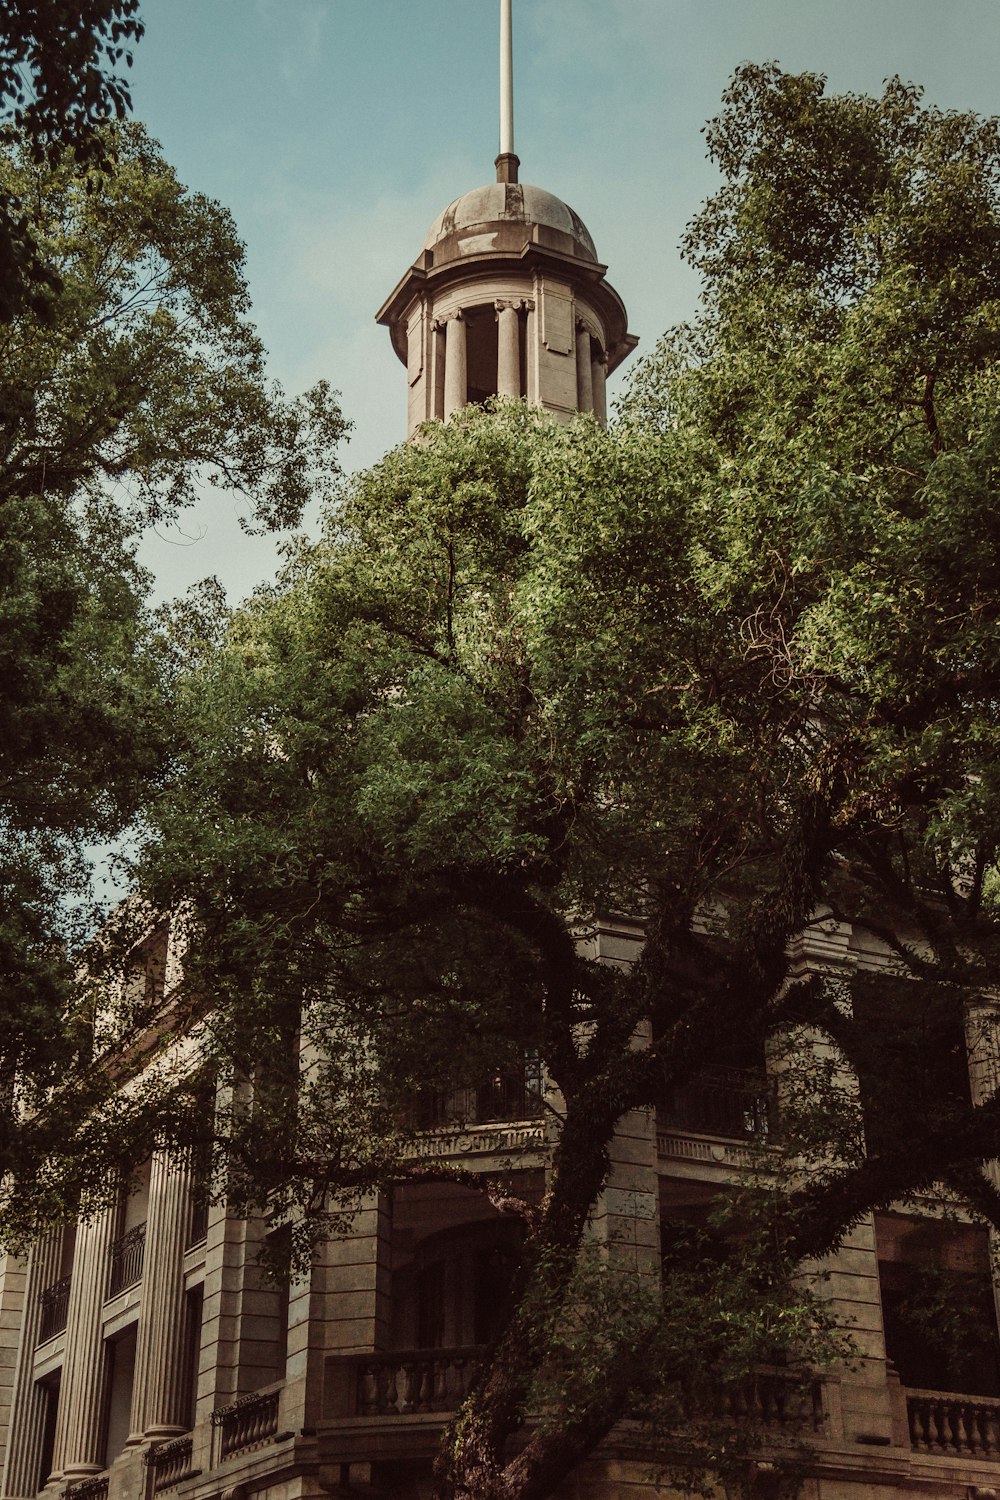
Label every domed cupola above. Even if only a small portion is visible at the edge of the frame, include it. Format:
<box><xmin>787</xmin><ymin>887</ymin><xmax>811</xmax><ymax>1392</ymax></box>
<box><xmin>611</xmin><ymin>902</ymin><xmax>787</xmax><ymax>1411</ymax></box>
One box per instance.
<box><xmin>376</xmin><ymin>1</ymin><xmax>637</xmax><ymax>437</ymax></box>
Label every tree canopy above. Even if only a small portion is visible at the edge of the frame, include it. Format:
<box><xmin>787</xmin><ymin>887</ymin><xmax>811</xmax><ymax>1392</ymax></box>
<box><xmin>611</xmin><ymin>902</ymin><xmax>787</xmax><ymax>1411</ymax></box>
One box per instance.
<box><xmin>14</xmin><ymin>63</ymin><xmax>1000</xmax><ymax>1500</ymax></box>
<box><xmin>0</xmin><ymin>0</ymin><xmax>145</xmax><ymax>317</ymax></box>
<box><xmin>0</xmin><ymin>119</ymin><xmax>346</xmax><ymax>1167</ymax></box>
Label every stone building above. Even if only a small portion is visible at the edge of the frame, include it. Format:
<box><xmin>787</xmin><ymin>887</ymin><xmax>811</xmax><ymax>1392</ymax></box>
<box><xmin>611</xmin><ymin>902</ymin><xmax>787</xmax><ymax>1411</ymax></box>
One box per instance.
<box><xmin>2</xmin><ymin>33</ymin><xmax>1000</xmax><ymax>1500</ymax></box>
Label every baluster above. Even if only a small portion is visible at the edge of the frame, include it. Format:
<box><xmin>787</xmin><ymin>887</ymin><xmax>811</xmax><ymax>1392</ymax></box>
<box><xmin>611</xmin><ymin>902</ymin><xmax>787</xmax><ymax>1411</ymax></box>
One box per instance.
<box><xmin>384</xmin><ymin>1361</ymin><xmax>398</xmax><ymax>1415</ymax></box>
<box><xmin>960</xmin><ymin>1402</ymin><xmax>976</xmax><ymax>1455</ymax></box>
<box><xmin>417</xmin><ymin>1361</ymin><xmax>434</xmax><ymax>1412</ymax></box>
<box><xmin>359</xmin><ymin>1364</ymin><xmax>376</xmax><ymax>1415</ymax></box>
<box><xmin>400</xmin><ymin>1361</ymin><xmax>417</xmax><ymax>1414</ymax></box>
<box><xmin>432</xmin><ymin>1356</ymin><xmax>448</xmax><ymax>1409</ymax></box>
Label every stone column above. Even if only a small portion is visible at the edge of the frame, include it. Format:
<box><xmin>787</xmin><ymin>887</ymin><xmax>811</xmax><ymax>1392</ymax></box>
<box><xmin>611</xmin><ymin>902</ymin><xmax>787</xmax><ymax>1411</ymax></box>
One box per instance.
<box><xmin>127</xmin><ymin>1155</ymin><xmax>193</xmax><ymax>1443</ymax></box>
<box><xmin>3</xmin><ymin>1236</ymin><xmax>60</xmax><ymax>1497</ymax></box>
<box><xmin>591</xmin><ymin>349</ymin><xmax>608</xmax><ymax>427</ymax></box>
<box><xmin>52</xmin><ymin>1209</ymin><xmax>116</xmax><ymax>1479</ymax></box>
<box><xmin>443</xmin><ymin>312</ymin><xmax>467</xmax><ymax>419</ymax></box>
<box><xmin>496</xmin><ymin>302</ymin><xmax>521</xmax><ymax>398</ymax></box>
<box><xmin>575</xmin><ymin>325</ymin><xmax>594</xmax><ymax>414</ymax></box>
<box><xmin>432</xmin><ymin>322</ymin><xmax>447</xmax><ymax>421</ymax></box>
<box><xmin>525</xmin><ymin>301</ymin><xmax>538</xmax><ymax>404</ymax></box>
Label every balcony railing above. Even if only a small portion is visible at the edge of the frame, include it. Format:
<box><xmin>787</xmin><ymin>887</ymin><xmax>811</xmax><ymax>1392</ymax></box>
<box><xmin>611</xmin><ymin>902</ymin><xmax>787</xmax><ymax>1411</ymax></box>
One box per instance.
<box><xmin>187</xmin><ymin>1189</ymin><xmax>209</xmax><ymax>1248</ymax></box>
<box><xmin>907</xmin><ymin>1388</ymin><xmax>1000</xmax><ymax>1456</ymax></box>
<box><xmin>413</xmin><ymin>1064</ymin><xmax>543</xmax><ymax>1131</ymax></box>
<box><xmin>144</xmin><ymin>1435</ymin><xmax>196</xmax><ymax>1492</ymax></box>
<box><xmin>211</xmin><ymin>1389</ymin><xmax>279</xmax><ymax>1459</ymax></box>
<box><xmin>660</xmin><ymin>1065</ymin><xmax>772</xmax><ymax>1141</ymax></box>
<box><xmin>107</xmin><ymin>1222</ymin><xmax>145</xmax><ymax>1298</ymax></box>
<box><xmin>61</xmin><ymin>1478</ymin><xmax>108</xmax><ymax>1500</ymax></box>
<box><xmin>38</xmin><ymin>1274</ymin><xmax>72</xmax><ymax>1342</ymax></box>
<box><xmin>711</xmin><ymin>1370</ymin><xmax>825</xmax><ymax>1433</ymax></box>
<box><xmin>358</xmin><ymin>1347</ymin><xmax>484</xmax><ymax>1416</ymax></box>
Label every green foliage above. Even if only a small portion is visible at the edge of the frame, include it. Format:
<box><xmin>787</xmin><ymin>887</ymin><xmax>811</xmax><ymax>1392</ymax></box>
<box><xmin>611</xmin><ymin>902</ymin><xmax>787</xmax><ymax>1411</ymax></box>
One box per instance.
<box><xmin>0</xmin><ymin>121</ymin><xmax>347</xmax><ymax>1202</ymax></box>
<box><xmin>30</xmin><ymin>62</ymin><xmax>1000</xmax><ymax>1500</ymax></box>
<box><xmin>0</xmin><ymin>0</ymin><xmax>145</xmax><ymax>318</ymax></box>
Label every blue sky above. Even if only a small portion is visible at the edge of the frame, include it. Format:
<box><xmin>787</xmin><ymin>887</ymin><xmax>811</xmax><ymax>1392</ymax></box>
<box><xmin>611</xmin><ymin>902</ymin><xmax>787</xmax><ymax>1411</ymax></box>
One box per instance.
<box><xmin>128</xmin><ymin>0</ymin><xmax>1000</xmax><ymax>602</ymax></box>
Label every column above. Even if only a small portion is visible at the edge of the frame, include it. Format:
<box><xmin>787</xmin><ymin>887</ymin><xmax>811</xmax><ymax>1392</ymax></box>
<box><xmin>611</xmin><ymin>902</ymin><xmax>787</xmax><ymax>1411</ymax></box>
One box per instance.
<box><xmin>432</xmin><ymin>322</ymin><xmax>446</xmax><ymax>421</ymax></box>
<box><xmin>52</xmin><ymin>1209</ymin><xmax>116</xmax><ymax>1479</ymax></box>
<box><xmin>127</xmin><ymin>1155</ymin><xmax>193</xmax><ymax>1442</ymax></box>
<box><xmin>575</xmin><ymin>324</ymin><xmax>593</xmax><ymax>414</ymax></box>
<box><xmin>443</xmin><ymin>312</ymin><xmax>467</xmax><ymax>419</ymax></box>
<box><xmin>496</xmin><ymin>301</ymin><xmax>521</xmax><ymax>398</ymax></box>
<box><xmin>3</xmin><ymin>1236</ymin><xmax>59</xmax><ymax>1497</ymax></box>
<box><xmin>524</xmin><ymin>299</ymin><xmax>537</xmax><ymax>404</ymax></box>
<box><xmin>591</xmin><ymin>348</ymin><xmax>608</xmax><ymax>427</ymax></box>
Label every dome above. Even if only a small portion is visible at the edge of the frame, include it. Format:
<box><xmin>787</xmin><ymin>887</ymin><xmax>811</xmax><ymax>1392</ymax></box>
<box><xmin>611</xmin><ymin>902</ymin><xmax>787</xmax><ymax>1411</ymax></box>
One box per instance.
<box><xmin>423</xmin><ymin>181</ymin><xmax>598</xmax><ymax>263</ymax></box>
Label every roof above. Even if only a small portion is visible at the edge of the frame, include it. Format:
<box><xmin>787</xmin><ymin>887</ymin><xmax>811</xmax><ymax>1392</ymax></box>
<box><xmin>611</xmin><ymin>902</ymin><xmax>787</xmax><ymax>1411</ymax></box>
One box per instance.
<box><xmin>423</xmin><ymin>181</ymin><xmax>599</xmax><ymax>263</ymax></box>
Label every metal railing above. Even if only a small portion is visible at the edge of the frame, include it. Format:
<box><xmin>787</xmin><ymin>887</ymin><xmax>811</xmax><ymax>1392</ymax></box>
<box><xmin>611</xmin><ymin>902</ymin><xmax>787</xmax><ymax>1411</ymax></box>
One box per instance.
<box><xmin>413</xmin><ymin>1064</ymin><xmax>544</xmax><ymax>1130</ymax></box>
<box><xmin>660</xmin><ymin>1065</ymin><xmax>772</xmax><ymax>1141</ymax></box>
<box><xmin>211</xmin><ymin>1389</ymin><xmax>279</xmax><ymax>1459</ymax></box>
<box><xmin>107</xmin><ymin>1222</ymin><xmax>146</xmax><ymax>1298</ymax></box>
<box><xmin>907</xmin><ymin>1388</ymin><xmax>1000</xmax><ymax>1456</ymax></box>
<box><xmin>39</xmin><ymin>1274</ymin><xmax>72</xmax><ymax>1342</ymax></box>
<box><xmin>144</xmin><ymin>1435</ymin><xmax>195</xmax><ymax>1493</ymax></box>
<box><xmin>187</xmin><ymin>1189</ymin><xmax>209</xmax><ymax>1247</ymax></box>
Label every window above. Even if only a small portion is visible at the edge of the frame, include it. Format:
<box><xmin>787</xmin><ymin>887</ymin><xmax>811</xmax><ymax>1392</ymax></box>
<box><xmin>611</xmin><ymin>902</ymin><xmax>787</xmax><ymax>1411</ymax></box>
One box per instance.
<box><xmin>36</xmin><ymin>1374</ymin><xmax>60</xmax><ymax>1493</ymax></box>
<box><xmin>852</xmin><ymin>982</ymin><xmax>971</xmax><ymax>1160</ymax></box>
<box><xmin>876</xmin><ymin>1213</ymin><xmax>1000</xmax><ymax>1396</ymax></box>
<box><xmin>101</xmin><ymin>1324</ymin><xmax>137</xmax><ymax>1465</ymax></box>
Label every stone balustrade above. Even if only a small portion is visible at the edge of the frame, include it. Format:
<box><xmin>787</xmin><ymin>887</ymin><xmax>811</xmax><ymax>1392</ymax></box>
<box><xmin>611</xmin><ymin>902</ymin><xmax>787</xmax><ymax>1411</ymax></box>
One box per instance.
<box><xmin>907</xmin><ymin>1388</ymin><xmax>1000</xmax><ymax>1456</ymax></box>
<box><xmin>343</xmin><ymin>1347</ymin><xmax>485</xmax><ymax>1418</ymax></box>
<box><xmin>144</xmin><ymin>1434</ymin><xmax>196</xmax><ymax>1492</ymax></box>
<box><xmin>713</xmin><ymin>1371</ymin><xmax>826</xmax><ymax>1433</ymax></box>
<box><xmin>211</xmin><ymin>1389</ymin><xmax>279</xmax><ymax>1459</ymax></box>
<box><xmin>61</xmin><ymin>1477</ymin><xmax>109</xmax><ymax>1500</ymax></box>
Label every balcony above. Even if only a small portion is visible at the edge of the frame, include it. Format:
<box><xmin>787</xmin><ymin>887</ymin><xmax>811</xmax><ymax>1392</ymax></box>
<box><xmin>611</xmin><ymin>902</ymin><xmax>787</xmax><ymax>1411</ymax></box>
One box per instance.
<box><xmin>659</xmin><ymin>1065</ymin><xmax>772</xmax><ymax>1143</ymax></box>
<box><xmin>61</xmin><ymin>1478</ymin><xmax>108</xmax><ymax>1500</ymax></box>
<box><xmin>38</xmin><ymin>1274</ymin><xmax>71</xmax><ymax>1343</ymax></box>
<box><xmin>907</xmin><ymin>1387</ymin><xmax>1000</xmax><ymax>1457</ymax></box>
<box><xmin>413</xmin><ymin>1065</ymin><xmax>543</xmax><ymax>1131</ymax></box>
<box><xmin>145</xmin><ymin>1435</ymin><xmax>197</xmax><ymax>1493</ymax></box>
<box><xmin>211</xmin><ymin>1388</ymin><xmax>280</xmax><ymax>1460</ymax></box>
<box><xmin>107</xmin><ymin>1223</ymin><xmax>145</xmax><ymax>1298</ymax></box>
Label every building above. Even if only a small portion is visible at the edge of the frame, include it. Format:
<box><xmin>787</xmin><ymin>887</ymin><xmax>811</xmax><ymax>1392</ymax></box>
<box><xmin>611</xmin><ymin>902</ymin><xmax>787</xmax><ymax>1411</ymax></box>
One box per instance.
<box><xmin>2</xmin><ymin>15</ymin><xmax>1000</xmax><ymax>1500</ymax></box>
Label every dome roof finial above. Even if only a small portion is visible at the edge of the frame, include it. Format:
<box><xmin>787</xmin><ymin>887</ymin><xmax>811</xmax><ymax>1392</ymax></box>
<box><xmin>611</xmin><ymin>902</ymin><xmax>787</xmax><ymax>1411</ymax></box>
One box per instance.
<box><xmin>496</xmin><ymin>0</ymin><xmax>520</xmax><ymax>185</ymax></box>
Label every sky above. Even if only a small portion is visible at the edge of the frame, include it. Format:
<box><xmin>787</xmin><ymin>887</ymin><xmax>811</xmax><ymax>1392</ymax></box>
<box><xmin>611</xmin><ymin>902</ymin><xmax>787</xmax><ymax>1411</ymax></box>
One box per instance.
<box><xmin>127</xmin><ymin>0</ymin><xmax>1000</xmax><ymax>604</ymax></box>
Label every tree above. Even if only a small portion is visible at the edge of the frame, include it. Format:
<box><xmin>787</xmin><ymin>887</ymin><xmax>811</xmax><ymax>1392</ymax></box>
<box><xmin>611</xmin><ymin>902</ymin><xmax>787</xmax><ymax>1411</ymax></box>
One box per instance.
<box><xmin>0</xmin><ymin>0</ymin><xmax>145</xmax><ymax>318</ymax></box>
<box><xmin>18</xmin><ymin>65</ymin><xmax>1000</xmax><ymax>1500</ymax></box>
<box><xmin>0</xmin><ymin>120</ymin><xmax>347</xmax><ymax>1173</ymax></box>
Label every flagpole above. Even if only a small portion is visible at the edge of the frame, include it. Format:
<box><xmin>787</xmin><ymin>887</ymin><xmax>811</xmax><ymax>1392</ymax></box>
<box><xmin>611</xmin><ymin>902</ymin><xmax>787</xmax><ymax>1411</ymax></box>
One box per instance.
<box><xmin>500</xmin><ymin>0</ymin><xmax>514</xmax><ymax>157</ymax></box>
<box><xmin>496</xmin><ymin>0</ymin><xmax>519</xmax><ymax>182</ymax></box>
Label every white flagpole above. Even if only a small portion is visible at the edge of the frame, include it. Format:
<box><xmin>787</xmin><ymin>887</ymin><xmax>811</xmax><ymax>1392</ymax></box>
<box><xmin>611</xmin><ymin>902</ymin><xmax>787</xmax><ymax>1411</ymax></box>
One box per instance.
<box><xmin>500</xmin><ymin>0</ymin><xmax>514</xmax><ymax>158</ymax></box>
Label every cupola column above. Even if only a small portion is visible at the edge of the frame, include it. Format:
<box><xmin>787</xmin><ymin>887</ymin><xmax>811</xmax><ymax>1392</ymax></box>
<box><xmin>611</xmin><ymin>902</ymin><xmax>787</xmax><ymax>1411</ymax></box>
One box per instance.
<box><xmin>592</xmin><ymin>348</ymin><xmax>608</xmax><ymax>427</ymax></box>
<box><xmin>443</xmin><ymin>312</ymin><xmax>467</xmax><ymax>418</ymax></box>
<box><xmin>575</xmin><ymin>323</ymin><xmax>594</xmax><ymax>414</ymax></box>
<box><xmin>496</xmin><ymin>301</ymin><xmax>521</xmax><ymax>398</ymax></box>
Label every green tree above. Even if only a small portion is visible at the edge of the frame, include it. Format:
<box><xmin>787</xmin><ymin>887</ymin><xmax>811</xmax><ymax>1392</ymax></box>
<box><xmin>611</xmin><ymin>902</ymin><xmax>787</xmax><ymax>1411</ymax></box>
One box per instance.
<box><xmin>23</xmin><ymin>65</ymin><xmax>1000</xmax><ymax>1500</ymax></box>
<box><xmin>1</xmin><ymin>0</ymin><xmax>145</xmax><ymax>317</ymax></box>
<box><xmin>0</xmin><ymin>120</ymin><xmax>346</xmax><ymax>1172</ymax></box>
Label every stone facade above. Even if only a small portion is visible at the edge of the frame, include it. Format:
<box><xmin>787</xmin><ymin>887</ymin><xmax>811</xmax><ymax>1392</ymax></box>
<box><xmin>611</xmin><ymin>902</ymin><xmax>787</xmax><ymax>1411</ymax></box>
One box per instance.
<box><xmin>3</xmin><ymin>915</ymin><xmax>1000</xmax><ymax>1500</ymax></box>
